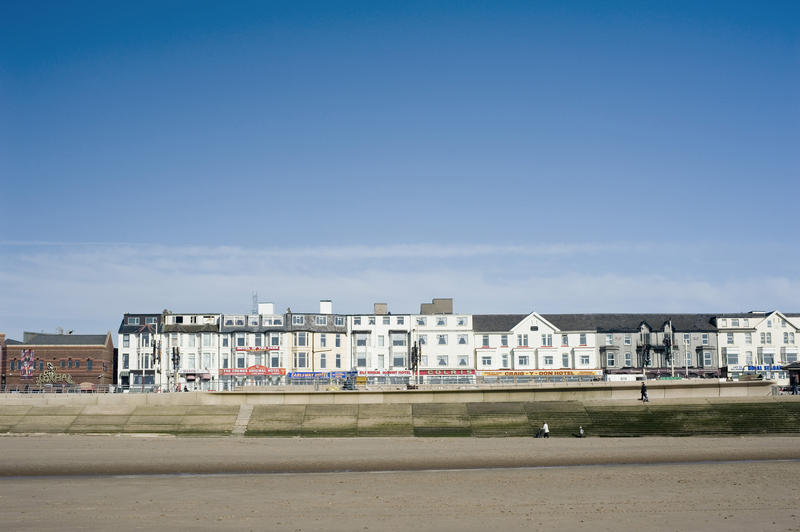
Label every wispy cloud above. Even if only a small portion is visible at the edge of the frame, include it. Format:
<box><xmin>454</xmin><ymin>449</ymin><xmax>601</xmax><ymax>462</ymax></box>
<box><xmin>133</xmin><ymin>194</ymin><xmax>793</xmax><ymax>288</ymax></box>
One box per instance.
<box><xmin>1</xmin><ymin>241</ymin><xmax>799</xmax><ymax>342</ymax></box>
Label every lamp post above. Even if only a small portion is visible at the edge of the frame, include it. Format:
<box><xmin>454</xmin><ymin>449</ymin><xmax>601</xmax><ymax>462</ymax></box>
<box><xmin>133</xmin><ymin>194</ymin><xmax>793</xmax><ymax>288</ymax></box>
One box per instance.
<box><xmin>171</xmin><ymin>347</ymin><xmax>181</xmax><ymax>392</ymax></box>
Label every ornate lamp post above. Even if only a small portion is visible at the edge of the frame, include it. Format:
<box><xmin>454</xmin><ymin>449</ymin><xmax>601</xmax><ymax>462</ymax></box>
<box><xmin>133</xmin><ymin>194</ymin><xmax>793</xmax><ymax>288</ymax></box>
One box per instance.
<box><xmin>171</xmin><ymin>347</ymin><xmax>181</xmax><ymax>392</ymax></box>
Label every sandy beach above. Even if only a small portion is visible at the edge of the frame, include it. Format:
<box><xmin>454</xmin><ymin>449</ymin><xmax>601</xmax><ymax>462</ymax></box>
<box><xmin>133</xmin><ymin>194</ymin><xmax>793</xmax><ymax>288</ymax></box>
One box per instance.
<box><xmin>1</xmin><ymin>435</ymin><xmax>799</xmax><ymax>531</ymax></box>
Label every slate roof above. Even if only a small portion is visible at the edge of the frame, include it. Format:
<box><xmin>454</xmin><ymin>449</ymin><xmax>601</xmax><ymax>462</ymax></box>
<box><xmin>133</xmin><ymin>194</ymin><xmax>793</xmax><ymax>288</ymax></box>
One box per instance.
<box><xmin>472</xmin><ymin>314</ymin><xmax>527</xmax><ymax>332</ymax></box>
<box><xmin>473</xmin><ymin>313</ymin><xmax>717</xmax><ymax>333</ymax></box>
<box><xmin>118</xmin><ymin>314</ymin><xmax>161</xmax><ymax>334</ymax></box>
<box><xmin>15</xmin><ymin>333</ymin><xmax>109</xmax><ymax>346</ymax></box>
<box><xmin>162</xmin><ymin>324</ymin><xmax>219</xmax><ymax>333</ymax></box>
<box><xmin>542</xmin><ymin>314</ymin><xmax>717</xmax><ymax>333</ymax></box>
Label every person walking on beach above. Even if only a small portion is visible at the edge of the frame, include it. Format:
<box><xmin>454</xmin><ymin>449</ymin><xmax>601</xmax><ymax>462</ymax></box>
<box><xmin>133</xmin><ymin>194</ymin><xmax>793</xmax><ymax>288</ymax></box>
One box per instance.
<box><xmin>640</xmin><ymin>381</ymin><xmax>649</xmax><ymax>402</ymax></box>
<box><xmin>542</xmin><ymin>422</ymin><xmax>550</xmax><ymax>438</ymax></box>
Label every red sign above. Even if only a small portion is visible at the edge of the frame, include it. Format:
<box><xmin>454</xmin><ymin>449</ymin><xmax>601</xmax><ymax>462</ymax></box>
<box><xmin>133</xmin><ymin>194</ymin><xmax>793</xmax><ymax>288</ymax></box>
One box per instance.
<box><xmin>357</xmin><ymin>370</ymin><xmax>412</xmax><ymax>376</ymax></box>
<box><xmin>219</xmin><ymin>365</ymin><xmax>286</xmax><ymax>376</ymax></box>
<box><xmin>418</xmin><ymin>369</ymin><xmax>475</xmax><ymax>375</ymax></box>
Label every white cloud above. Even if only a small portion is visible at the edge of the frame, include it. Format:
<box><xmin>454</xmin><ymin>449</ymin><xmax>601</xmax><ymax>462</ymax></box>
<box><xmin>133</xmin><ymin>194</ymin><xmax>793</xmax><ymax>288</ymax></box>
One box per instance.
<box><xmin>1</xmin><ymin>242</ymin><xmax>799</xmax><ymax>342</ymax></box>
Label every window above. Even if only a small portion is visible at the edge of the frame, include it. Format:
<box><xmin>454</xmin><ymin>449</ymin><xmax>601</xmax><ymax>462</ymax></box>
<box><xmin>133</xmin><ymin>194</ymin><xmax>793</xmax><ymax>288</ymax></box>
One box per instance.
<box><xmin>784</xmin><ymin>332</ymin><xmax>789</xmax><ymax>344</ymax></box>
<box><xmin>544</xmin><ymin>355</ymin><xmax>553</xmax><ymax>365</ymax></box>
<box><xmin>791</xmin><ymin>333</ymin><xmax>796</xmax><ymax>344</ymax></box>
<box><xmin>222</xmin><ymin>336</ymin><xmax>229</xmax><ymax>347</ymax></box>
<box><xmin>606</xmin><ymin>352</ymin><xmax>615</xmax><ymax>366</ymax></box>
<box><xmin>745</xmin><ymin>332</ymin><xmax>752</xmax><ymax>345</ymax></box>
<box><xmin>605</xmin><ymin>334</ymin><xmax>613</xmax><ymax>345</ymax></box>
<box><xmin>392</xmin><ymin>333</ymin><xmax>406</xmax><ymax>346</ymax></box>
<box><xmin>786</xmin><ymin>352</ymin><xmax>798</xmax><ymax>363</ymax></box>
<box><xmin>764</xmin><ymin>351</ymin><xmax>775</xmax><ymax>365</ymax></box>
<box><xmin>222</xmin><ymin>354</ymin><xmax>229</xmax><ymax>369</ymax></box>
<box><xmin>335</xmin><ymin>334</ymin><xmax>341</xmax><ymax>347</ymax></box>
<box><xmin>727</xmin><ymin>333</ymin><xmax>734</xmax><ymax>345</ymax></box>
<box><xmin>394</xmin><ymin>354</ymin><xmax>406</xmax><ymax>367</ymax></box>
<box><xmin>316</xmin><ymin>316</ymin><xmax>327</xmax><ymax>326</ymax></box>
<box><xmin>766</xmin><ymin>332</ymin><xmax>772</xmax><ymax>344</ymax></box>
<box><xmin>437</xmin><ymin>334</ymin><xmax>448</xmax><ymax>345</ymax></box>
<box><xmin>731</xmin><ymin>319</ymin><xmax>739</xmax><ymax>327</ymax></box>
<box><xmin>562</xmin><ymin>354</ymin><xmax>569</xmax><ymax>368</ymax></box>
<box><xmin>75</xmin><ymin>360</ymin><xmax>80</xmax><ymax>368</ymax></box>
<box><xmin>703</xmin><ymin>351</ymin><xmax>712</xmax><ymax>366</ymax></box>
<box><xmin>541</xmin><ymin>334</ymin><xmax>553</xmax><ymax>347</ymax></box>
<box><xmin>353</xmin><ymin>316</ymin><xmax>361</xmax><ymax>326</ymax></box>
<box><xmin>720</xmin><ymin>319</ymin><xmax>727</xmax><ymax>327</ymax></box>
<box><xmin>61</xmin><ymin>360</ymin><xmax>66</xmax><ymax>368</ymax></box>
<box><xmin>518</xmin><ymin>355</ymin><xmax>529</xmax><ymax>365</ymax></box>
<box><xmin>234</xmin><ymin>317</ymin><xmax>243</xmax><ymax>326</ymax></box>
<box><xmin>501</xmin><ymin>353</ymin><xmax>509</xmax><ymax>367</ymax></box>
<box><xmin>252</xmin><ymin>334</ymin><xmax>261</xmax><ymax>349</ymax></box>
<box><xmin>726</xmin><ymin>350</ymin><xmax>738</xmax><ymax>366</ymax></box>
<box><xmin>421</xmin><ymin>356</ymin><xmax>428</xmax><ymax>366</ymax></box>
<box><xmin>270</xmin><ymin>352</ymin><xmax>280</xmax><ymax>367</ymax></box>
<box><xmin>128</xmin><ymin>316</ymin><xmax>140</xmax><ymax>325</ymax></box>
<box><xmin>248</xmin><ymin>315</ymin><xmax>259</xmax><ymax>327</ymax></box>
<box><xmin>686</xmin><ymin>351</ymin><xmax>692</xmax><ymax>366</ymax></box>
<box><xmin>743</xmin><ymin>319</ymin><xmax>749</xmax><ymax>327</ymax></box>
<box><xmin>369</xmin><ymin>316</ymin><xmax>375</xmax><ymax>325</ymax></box>
<box><xmin>376</xmin><ymin>354</ymin><xmax>385</xmax><ymax>368</ymax></box>
<box><xmin>437</xmin><ymin>355</ymin><xmax>448</xmax><ymax>366</ymax></box>
<box><xmin>356</xmin><ymin>334</ymin><xmax>368</xmax><ymax>347</ymax></box>
<box><xmin>436</xmin><ymin>317</ymin><xmax>446</xmax><ymax>326</ymax></box>
<box><xmin>517</xmin><ymin>334</ymin><xmax>528</xmax><ymax>347</ymax></box>
<box><xmin>335</xmin><ymin>353</ymin><xmax>341</xmax><ymax>368</ymax></box>
<box><xmin>187</xmin><ymin>334</ymin><xmax>196</xmax><ymax>348</ymax></box>
<box><xmin>683</xmin><ymin>334</ymin><xmax>690</xmax><ymax>344</ymax></box>
<box><xmin>397</xmin><ymin>316</ymin><xmax>405</xmax><ymax>325</ymax></box>
<box><xmin>122</xmin><ymin>354</ymin><xmax>129</xmax><ymax>369</ymax></box>
<box><xmin>87</xmin><ymin>359</ymin><xmax>93</xmax><ymax>371</ymax></box>
<box><xmin>293</xmin><ymin>315</ymin><xmax>304</xmax><ymax>325</ymax></box>
<box><xmin>624</xmin><ymin>335</ymin><xmax>631</xmax><ymax>345</ymax></box>
<box><xmin>271</xmin><ymin>334</ymin><xmax>281</xmax><ymax>346</ymax></box>
<box><xmin>767</xmin><ymin>319</ymin><xmax>772</xmax><ymax>328</ymax></box>
<box><xmin>418</xmin><ymin>334</ymin><xmax>427</xmax><ymax>345</ymax></box>
<box><xmin>294</xmin><ymin>352</ymin><xmax>307</xmax><ymax>368</ymax></box>
<box><xmin>235</xmin><ymin>334</ymin><xmax>245</xmax><ymax>347</ymax></box>
<box><xmin>320</xmin><ymin>353</ymin><xmax>326</xmax><ymax>369</ymax></box>
<box><xmin>335</xmin><ymin>316</ymin><xmax>344</xmax><ymax>326</ymax></box>
<box><xmin>236</xmin><ymin>354</ymin><xmax>245</xmax><ymax>369</ymax></box>
<box><xmin>357</xmin><ymin>353</ymin><xmax>367</xmax><ymax>367</ymax></box>
<box><xmin>482</xmin><ymin>335</ymin><xmax>489</xmax><ymax>348</ymax></box>
<box><xmin>702</xmin><ymin>333</ymin><xmax>709</xmax><ymax>345</ymax></box>
<box><xmin>457</xmin><ymin>334</ymin><xmax>468</xmax><ymax>345</ymax></box>
<box><xmin>383</xmin><ymin>316</ymin><xmax>390</xmax><ymax>325</ymax></box>
<box><xmin>295</xmin><ymin>332</ymin><xmax>307</xmax><ymax>347</ymax></box>
<box><xmin>501</xmin><ymin>335</ymin><xmax>508</xmax><ymax>347</ymax></box>
<box><xmin>320</xmin><ymin>333</ymin><xmax>326</xmax><ymax>347</ymax></box>
<box><xmin>202</xmin><ymin>333</ymin><xmax>212</xmax><ymax>347</ymax></box>
<box><xmin>579</xmin><ymin>333</ymin><xmax>587</xmax><ymax>346</ymax></box>
<box><xmin>624</xmin><ymin>353</ymin><xmax>631</xmax><ymax>367</ymax></box>
<box><xmin>457</xmin><ymin>317</ymin><xmax>467</xmax><ymax>326</ymax></box>
<box><xmin>141</xmin><ymin>332</ymin><xmax>150</xmax><ymax>348</ymax></box>
<box><xmin>760</xmin><ymin>332</ymin><xmax>765</xmax><ymax>344</ymax></box>
<box><xmin>123</xmin><ymin>334</ymin><xmax>130</xmax><ymax>348</ymax></box>
<box><xmin>561</xmin><ymin>334</ymin><xmax>568</xmax><ymax>346</ymax></box>
<box><xmin>417</xmin><ymin>317</ymin><xmax>426</xmax><ymax>326</ymax></box>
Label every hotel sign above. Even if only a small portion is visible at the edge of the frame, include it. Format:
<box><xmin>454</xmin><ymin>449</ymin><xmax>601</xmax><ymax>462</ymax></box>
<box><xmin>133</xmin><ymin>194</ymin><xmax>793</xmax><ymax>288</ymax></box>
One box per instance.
<box><xmin>481</xmin><ymin>369</ymin><xmax>603</xmax><ymax>377</ymax></box>
<box><xmin>219</xmin><ymin>365</ymin><xmax>286</xmax><ymax>376</ymax></box>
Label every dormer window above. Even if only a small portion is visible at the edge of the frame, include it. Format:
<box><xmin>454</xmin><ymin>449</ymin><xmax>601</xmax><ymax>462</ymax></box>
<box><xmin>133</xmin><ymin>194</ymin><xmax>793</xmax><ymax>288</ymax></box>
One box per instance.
<box><xmin>731</xmin><ymin>319</ymin><xmax>739</xmax><ymax>327</ymax></box>
<box><xmin>316</xmin><ymin>316</ymin><xmax>327</xmax><ymax>326</ymax></box>
<box><xmin>457</xmin><ymin>317</ymin><xmax>466</xmax><ymax>326</ymax></box>
<box><xmin>292</xmin><ymin>315</ymin><xmax>305</xmax><ymax>325</ymax></box>
<box><xmin>128</xmin><ymin>317</ymin><xmax>140</xmax><ymax>325</ymax></box>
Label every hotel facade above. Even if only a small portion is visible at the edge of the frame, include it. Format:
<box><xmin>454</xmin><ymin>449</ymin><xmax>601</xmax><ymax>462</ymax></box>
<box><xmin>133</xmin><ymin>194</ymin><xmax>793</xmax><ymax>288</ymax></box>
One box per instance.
<box><xmin>114</xmin><ymin>300</ymin><xmax>800</xmax><ymax>390</ymax></box>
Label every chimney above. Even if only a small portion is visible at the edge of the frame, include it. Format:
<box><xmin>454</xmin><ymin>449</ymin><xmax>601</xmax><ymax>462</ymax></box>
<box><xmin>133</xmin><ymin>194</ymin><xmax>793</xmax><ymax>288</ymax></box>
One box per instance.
<box><xmin>258</xmin><ymin>302</ymin><xmax>275</xmax><ymax>315</ymax></box>
<box><xmin>320</xmin><ymin>300</ymin><xmax>332</xmax><ymax>315</ymax></box>
<box><xmin>374</xmin><ymin>303</ymin><xmax>388</xmax><ymax>315</ymax></box>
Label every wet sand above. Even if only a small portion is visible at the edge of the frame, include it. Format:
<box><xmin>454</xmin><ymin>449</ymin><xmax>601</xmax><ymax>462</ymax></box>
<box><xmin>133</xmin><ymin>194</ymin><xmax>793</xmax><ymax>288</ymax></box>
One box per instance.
<box><xmin>1</xmin><ymin>435</ymin><xmax>799</xmax><ymax>531</ymax></box>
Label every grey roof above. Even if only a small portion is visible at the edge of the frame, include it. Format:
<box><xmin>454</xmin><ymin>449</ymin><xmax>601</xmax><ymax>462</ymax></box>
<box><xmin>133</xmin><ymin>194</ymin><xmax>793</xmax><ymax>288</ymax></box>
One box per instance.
<box><xmin>15</xmin><ymin>333</ymin><xmax>110</xmax><ymax>346</ymax></box>
<box><xmin>472</xmin><ymin>314</ymin><xmax>527</xmax><ymax>332</ymax></box>
<box><xmin>473</xmin><ymin>313</ymin><xmax>717</xmax><ymax>333</ymax></box>
<box><xmin>118</xmin><ymin>314</ymin><xmax>161</xmax><ymax>334</ymax></box>
<box><xmin>5</xmin><ymin>338</ymin><xmax>23</xmax><ymax>345</ymax></box>
<box><xmin>162</xmin><ymin>324</ymin><xmax>219</xmax><ymax>333</ymax></box>
<box><xmin>542</xmin><ymin>314</ymin><xmax>717</xmax><ymax>333</ymax></box>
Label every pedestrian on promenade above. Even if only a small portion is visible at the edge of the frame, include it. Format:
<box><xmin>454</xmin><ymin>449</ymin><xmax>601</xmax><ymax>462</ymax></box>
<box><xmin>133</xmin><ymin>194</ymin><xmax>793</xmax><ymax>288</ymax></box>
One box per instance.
<box><xmin>542</xmin><ymin>422</ymin><xmax>550</xmax><ymax>438</ymax></box>
<box><xmin>641</xmin><ymin>382</ymin><xmax>649</xmax><ymax>402</ymax></box>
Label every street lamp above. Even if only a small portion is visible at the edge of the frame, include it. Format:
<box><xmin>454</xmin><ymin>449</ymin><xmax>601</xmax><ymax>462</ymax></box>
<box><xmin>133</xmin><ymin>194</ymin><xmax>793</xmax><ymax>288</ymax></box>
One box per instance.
<box><xmin>171</xmin><ymin>347</ymin><xmax>181</xmax><ymax>392</ymax></box>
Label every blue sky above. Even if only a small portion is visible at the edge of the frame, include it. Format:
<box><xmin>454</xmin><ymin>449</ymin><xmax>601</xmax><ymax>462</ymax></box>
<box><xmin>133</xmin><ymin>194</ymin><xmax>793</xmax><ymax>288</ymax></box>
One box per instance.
<box><xmin>1</xmin><ymin>1</ymin><xmax>798</xmax><ymax>340</ymax></box>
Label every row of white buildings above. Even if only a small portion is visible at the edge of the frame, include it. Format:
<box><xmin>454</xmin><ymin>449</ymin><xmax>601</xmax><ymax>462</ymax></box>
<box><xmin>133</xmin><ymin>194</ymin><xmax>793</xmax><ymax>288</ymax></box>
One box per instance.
<box><xmin>116</xmin><ymin>299</ymin><xmax>800</xmax><ymax>390</ymax></box>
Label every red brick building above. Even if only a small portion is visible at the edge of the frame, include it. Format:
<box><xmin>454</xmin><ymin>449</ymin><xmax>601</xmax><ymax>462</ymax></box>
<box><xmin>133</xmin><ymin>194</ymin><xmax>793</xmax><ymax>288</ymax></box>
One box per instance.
<box><xmin>1</xmin><ymin>332</ymin><xmax>114</xmax><ymax>391</ymax></box>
